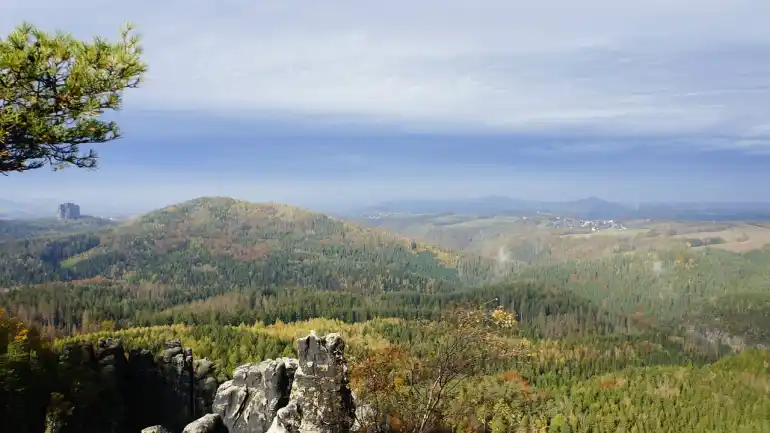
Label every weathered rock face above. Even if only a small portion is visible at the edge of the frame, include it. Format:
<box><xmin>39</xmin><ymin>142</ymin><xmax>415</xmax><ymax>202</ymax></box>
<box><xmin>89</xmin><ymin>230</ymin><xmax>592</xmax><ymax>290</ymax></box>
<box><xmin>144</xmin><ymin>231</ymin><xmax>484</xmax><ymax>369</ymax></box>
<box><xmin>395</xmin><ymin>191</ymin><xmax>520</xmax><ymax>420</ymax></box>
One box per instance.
<box><xmin>269</xmin><ymin>332</ymin><xmax>356</xmax><ymax>433</ymax></box>
<box><xmin>156</xmin><ymin>340</ymin><xmax>196</xmax><ymax>427</ymax></box>
<box><xmin>182</xmin><ymin>414</ymin><xmax>227</xmax><ymax>433</ymax></box>
<box><xmin>142</xmin><ymin>426</ymin><xmax>174</xmax><ymax>433</ymax></box>
<box><xmin>206</xmin><ymin>331</ymin><xmax>356</xmax><ymax>433</ymax></box>
<box><xmin>54</xmin><ymin>331</ymin><xmax>355</xmax><ymax>433</ymax></box>
<box><xmin>196</xmin><ymin>357</ymin><xmax>225</xmax><ymax>415</ymax></box>
<box><xmin>132</xmin><ymin>339</ymin><xmax>225</xmax><ymax>431</ymax></box>
<box><xmin>57</xmin><ymin>202</ymin><xmax>81</xmax><ymax>220</ymax></box>
<box><xmin>96</xmin><ymin>338</ymin><xmax>129</xmax><ymax>375</ymax></box>
<box><xmin>212</xmin><ymin>357</ymin><xmax>298</xmax><ymax>433</ymax></box>
<box><xmin>50</xmin><ymin>338</ymin><xmax>225</xmax><ymax>433</ymax></box>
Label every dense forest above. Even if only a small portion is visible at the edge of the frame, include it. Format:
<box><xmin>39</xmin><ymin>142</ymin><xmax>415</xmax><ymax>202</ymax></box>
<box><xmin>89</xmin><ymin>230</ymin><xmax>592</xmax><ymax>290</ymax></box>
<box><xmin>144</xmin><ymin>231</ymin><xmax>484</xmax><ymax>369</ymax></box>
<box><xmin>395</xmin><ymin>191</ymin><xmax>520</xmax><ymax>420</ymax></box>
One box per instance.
<box><xmin>2</xmin><ymin>197</ymin><xmax>770</xmax><ymax>432</ymax></box>
<box><xmin>3</xmin><ymin>307</ymin><xmax>769</xmax><ymax>433</ymax></box>
<box><xmin>1</xmin><ymin>10</ymin><xmax>769</xmax><ymax>432</ymax></box>
<box><xmin>0</xmin><ymin>217</ymin><xmax>117</xmax><ymax>242</ymax></box>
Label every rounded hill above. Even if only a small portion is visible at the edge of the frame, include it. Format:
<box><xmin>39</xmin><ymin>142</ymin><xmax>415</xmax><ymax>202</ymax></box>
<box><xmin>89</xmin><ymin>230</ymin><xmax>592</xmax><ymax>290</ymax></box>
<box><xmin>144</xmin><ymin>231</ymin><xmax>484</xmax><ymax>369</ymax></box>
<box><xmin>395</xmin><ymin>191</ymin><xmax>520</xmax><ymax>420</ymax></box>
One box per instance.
<box><xmin>0</xmin><ymin>197</ymin><xmax>499</xmax><ymax>294</ymax></box>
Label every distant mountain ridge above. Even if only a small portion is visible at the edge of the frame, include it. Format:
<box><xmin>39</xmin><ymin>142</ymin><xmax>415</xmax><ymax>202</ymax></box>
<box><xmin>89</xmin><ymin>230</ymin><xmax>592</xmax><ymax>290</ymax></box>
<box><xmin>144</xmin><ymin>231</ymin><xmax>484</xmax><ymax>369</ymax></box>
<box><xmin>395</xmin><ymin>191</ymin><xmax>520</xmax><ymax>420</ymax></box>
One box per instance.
<box><xmin>0</xmin><ymin>198</ymin><xmax>60</xmax><ymax>219</ymax></box>
<box><xmin>0</xmin><ymin>216</ymin><xmax>118</xmax><ymax>241</ymax></box>
<box><xmin>355</xmin><ymin>196</ymin><xmax>770</xmax><ymax>221</ymax></box>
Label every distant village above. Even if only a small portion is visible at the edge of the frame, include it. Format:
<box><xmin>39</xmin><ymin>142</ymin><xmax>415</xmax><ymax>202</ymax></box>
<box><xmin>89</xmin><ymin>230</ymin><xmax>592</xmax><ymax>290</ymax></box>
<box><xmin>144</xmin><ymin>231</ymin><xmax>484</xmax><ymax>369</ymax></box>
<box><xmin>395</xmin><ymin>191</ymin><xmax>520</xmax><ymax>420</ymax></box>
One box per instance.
<box><xmin>360</xmin><ymin>211</ymin><xmax>628</xmax><ymax>232</ymax></box>
<box><xmin>545</xmin><ymin>216</ymin><xmax>627</xmax><ymax>231</ymax></box>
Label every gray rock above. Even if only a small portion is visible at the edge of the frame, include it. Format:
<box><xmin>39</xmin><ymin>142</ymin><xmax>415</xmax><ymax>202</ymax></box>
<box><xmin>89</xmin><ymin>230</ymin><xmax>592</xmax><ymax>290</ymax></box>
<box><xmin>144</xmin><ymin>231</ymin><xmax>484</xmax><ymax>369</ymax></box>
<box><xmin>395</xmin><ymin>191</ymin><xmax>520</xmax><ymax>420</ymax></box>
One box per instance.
<box><xmin>268</xmin><ymin>331</ymin><xmax>355</xmax><ymax>433</ymax></box>
<box><xmin>43</xmin><ymin>393</ymin><xmax>72</xmax><ymax>433</ymax></box>
<box><xmin>266</xmin><ymin>401</ymin><xmax>300</xmax><ymax>433</ymax></box>
<box><xmin>213</xmin><ymin>357</ymin><xmax>298</xmax><ymax>433</ymax></box>
<box><xmin>183</xmin><ymin>413</ymin><xmax>227</xmax><ymax>433</ymax></box>
<box><xmin>183</xmin><ymin>331</ymin><xmax>357</xmax><ymax>433</ymax></box>
<box><xmin>196</xmin><ymin>358</ymin><xmax>214</xmax><ymax>377</ymax></box>
<box><xmin>156</xmin><ymin>340</ymin><xmax>213</xmax><ymax>428</ymax></box>
<box><xmin>163</xmin><ymin>339</ymin><xmax>185</xmax><ymax>362</ymax></box>
<box><xmin>48</xmin><ymin>337</ymin><xmax>230</xmax><ymax>432</ymax></box>
<box><xmin>141</xmin><ymin>426</ymin><xmax>174</xmax><ymax>433</ymax></box>
<box><xmin>352</xmin><ymin>403</ymin><xmax>377</xmax><ymax>432</ymax></box>
<box><xmin>124</xmin><ymin>339</ymin><xmax>226</xmax><ymax>430</ymax></box>
<box><xmin>96</xmin><ymin>338</ymin><xmax>126</xmax><ymax>363</ymax></box>
<box><xmin>59</xmin><ymin>343</ymin><xmax>96</xmax><ymax>366</ymax></box>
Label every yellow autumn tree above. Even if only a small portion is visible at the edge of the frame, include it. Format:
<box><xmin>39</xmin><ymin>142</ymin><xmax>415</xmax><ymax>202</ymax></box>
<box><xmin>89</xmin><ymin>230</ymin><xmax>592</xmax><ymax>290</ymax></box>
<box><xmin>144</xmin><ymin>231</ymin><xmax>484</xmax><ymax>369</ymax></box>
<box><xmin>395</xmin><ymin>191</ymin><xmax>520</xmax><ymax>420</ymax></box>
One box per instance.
<box><xmin>350</xmin><ymin>302</ymin><xmax>523</xmax><ymax>433</ymax></box>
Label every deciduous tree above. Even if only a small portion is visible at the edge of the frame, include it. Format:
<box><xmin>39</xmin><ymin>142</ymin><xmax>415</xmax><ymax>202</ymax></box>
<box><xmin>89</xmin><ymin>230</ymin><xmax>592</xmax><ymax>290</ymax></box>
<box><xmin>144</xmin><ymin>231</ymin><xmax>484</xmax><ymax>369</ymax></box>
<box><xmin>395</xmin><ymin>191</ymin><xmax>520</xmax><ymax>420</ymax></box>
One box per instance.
<box><xmin>350</xmin><ymin>302</ymin><xmax>523</xmax><ymax>433</ymax></box>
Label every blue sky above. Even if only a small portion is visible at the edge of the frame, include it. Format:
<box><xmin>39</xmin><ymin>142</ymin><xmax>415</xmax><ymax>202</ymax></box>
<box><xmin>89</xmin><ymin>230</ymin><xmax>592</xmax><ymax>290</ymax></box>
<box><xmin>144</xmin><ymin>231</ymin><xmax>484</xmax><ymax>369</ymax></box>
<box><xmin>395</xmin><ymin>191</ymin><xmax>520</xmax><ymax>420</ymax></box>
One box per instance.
<box><xmin>3</xmin><ymin>0</ymin><xmax>770</xmax><ymax>214</ymax></box>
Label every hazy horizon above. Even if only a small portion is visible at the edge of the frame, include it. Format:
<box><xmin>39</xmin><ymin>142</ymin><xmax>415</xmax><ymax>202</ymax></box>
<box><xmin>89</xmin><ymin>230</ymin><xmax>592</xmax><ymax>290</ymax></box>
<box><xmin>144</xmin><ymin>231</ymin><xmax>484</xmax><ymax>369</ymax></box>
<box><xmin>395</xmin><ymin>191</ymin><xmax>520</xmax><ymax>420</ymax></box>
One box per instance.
<box><xmin>8</xmin><ymin>190</ymin><xmax>770</xmax><ymax>219</ymax></box>
<box><xmin>4</xmin><ymin>1</ymin><xmax>770</xmax><ymax>211</ymax></box>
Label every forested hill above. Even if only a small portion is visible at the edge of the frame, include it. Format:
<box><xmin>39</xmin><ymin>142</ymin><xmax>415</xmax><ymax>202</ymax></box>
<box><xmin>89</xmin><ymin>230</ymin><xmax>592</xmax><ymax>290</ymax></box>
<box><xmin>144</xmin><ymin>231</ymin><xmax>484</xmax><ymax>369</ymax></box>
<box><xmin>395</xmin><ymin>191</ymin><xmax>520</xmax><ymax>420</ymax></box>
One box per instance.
<box><xmin>4</xmin><ymin>196</ymin><xmax>770</xmax><ymax>349</ymax></box>
<box><xmin>0</xmin><ymin>196</ymin><xmax>502</xmax><ymax>290</ymax></box>
<box><xmin>0</xmin><ymin>197</ymin><xmax>505</xmax><ymax>332</ymax></box>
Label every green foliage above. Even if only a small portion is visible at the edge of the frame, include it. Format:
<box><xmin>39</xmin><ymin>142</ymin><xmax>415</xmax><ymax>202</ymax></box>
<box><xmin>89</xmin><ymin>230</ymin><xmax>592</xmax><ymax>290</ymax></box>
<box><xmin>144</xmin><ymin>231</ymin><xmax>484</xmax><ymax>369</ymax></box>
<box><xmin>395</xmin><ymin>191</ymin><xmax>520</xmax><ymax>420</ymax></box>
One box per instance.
<box><xmin>510</xmin><ymin>247</ymin><xmax>770</xmax><ymax>345</ymax></box>
<box><xmin>0</xmin><ymin>308</ymin><xmax>56</xmax><ymax>433</ymax></box>
<box><xmin>686</xmin><ymin>236</ymin><xmax>727</xmax><ymax>247</ymax></box>
<box><xmin>0</xmin><ymin>198</ymin><xmax>506</xmax><ymax>335</ymax></box>
<box><xmin>2</xmin><ymin>199</ymin><xmax>770</xmax><ymax>432</ymax></box>
<box><xmin>1</xmin><ymin>304</ymin><xmax>770</xmax><ymax>433</ymax></box>
<box><xmin>0</xmin><ymin>22</ymin><xmax>146</xmax><ymax>174</ymax></box>
<box><xmin>0</xmin><ymin>217</ymin><xmax>117</xmax><ymax>241</ymax></box>
<box><xmin>54</xmin><ymin>324</ymin><xmax>295</xmax><ymax>374</ymax></box>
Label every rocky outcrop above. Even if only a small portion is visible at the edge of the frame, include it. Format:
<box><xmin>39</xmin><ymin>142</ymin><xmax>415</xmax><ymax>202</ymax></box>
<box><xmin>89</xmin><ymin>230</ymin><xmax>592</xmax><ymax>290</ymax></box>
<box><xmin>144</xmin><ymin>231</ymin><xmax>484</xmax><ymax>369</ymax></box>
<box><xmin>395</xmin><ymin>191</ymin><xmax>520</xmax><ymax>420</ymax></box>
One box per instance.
<box><xmin>212</xmin><ymin>357</ymin><xmax>298</xmax><ymax>433</ymax></box>
<box><xmin>198</xmin><ymin>331</ymin><xmax>355</xmax><ymax>433</ymax></box>
<box><xmin>54</xmin><ymin>331</ymin><xmax>356</xmax><ymax>433</ymax></box>
<box><xmin>268</xmin><ymin>332</ymin><xmax>355</xmax><ymax>433</ymax></box>
<box><xmin>57</xmin><ymin>202</ymin><xmax>81</xmax><ymax>220</ymax></box>
<box><xmin>182</xmin><ymin>414</ymin><xmax>227</xmax><ymax>433</ymax></box>
<box><xmin>96</xmin><ymin>338</ymin><xmax>129</xmax><ymax>375</ymax></box>
<box><xmin>196</xmin><ymin>358</ymin><xmax>225</xmax><ymax>415</ymax></box>
<box><xmin>142</xmin><ymin>426</ymin><xmax>174</xmax><ymax>433</ymax></box>
<box><xmin>51</xmin><ymin>338</ymin><xmax>225</xmax><ymax>433</ymax></box>
<box><xmin>157</xmin><ymin>340</ymin><xmax>196</xmax><ymax>426</ymax></box>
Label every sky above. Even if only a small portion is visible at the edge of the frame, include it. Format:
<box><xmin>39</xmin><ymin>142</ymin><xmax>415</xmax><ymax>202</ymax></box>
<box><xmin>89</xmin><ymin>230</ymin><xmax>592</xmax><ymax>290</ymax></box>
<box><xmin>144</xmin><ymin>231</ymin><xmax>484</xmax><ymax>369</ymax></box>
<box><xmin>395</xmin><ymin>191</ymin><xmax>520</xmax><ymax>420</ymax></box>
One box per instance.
<box><xmin>2</xmin><ymin>0</ymin><xmax>770</xmax><ymax>214</ymax></box>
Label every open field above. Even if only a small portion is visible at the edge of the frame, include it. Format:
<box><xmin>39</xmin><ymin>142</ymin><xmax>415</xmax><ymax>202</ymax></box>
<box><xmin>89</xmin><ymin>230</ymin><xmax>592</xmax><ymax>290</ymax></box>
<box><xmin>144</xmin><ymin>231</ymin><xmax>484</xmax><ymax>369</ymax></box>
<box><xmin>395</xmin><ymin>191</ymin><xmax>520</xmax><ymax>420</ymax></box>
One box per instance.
<box><xmin>358</xmin><ymin>213</ymin><xmax>770</xmax><ymax>263</ymax></box>
<box><xmin>672</xmin><ymin>224</ymin><xmax>770</xmax><ymax>252</ymax></box>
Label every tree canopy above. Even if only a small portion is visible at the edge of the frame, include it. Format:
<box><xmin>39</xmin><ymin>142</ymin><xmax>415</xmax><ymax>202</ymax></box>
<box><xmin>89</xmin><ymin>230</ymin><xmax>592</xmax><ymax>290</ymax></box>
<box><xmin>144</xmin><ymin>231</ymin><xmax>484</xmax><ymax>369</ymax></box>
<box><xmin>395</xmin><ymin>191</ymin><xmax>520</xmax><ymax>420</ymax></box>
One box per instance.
<box><xmin>0</xmin><ymin>22</ymin><xmax>146</xmax><ymax>174</ymax></box>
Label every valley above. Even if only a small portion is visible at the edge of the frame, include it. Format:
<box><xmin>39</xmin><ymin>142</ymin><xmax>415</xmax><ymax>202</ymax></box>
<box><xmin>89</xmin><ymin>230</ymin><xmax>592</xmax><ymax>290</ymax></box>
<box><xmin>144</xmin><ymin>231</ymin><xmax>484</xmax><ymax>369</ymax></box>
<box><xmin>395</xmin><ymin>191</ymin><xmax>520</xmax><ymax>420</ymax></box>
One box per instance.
<box><xmin>2</xmin><ymin>196</ymin><xmax>770</xmax><ymax>432</ymax></box>
<box><xmin>355</xmin><ymin>209</ymin><xmax>770</xmax><ymax>263</ymax></box>
<box><xmin>3</xmin><ymin>5</ymin><xmax>768</xmax><ymax>432</ymax></box>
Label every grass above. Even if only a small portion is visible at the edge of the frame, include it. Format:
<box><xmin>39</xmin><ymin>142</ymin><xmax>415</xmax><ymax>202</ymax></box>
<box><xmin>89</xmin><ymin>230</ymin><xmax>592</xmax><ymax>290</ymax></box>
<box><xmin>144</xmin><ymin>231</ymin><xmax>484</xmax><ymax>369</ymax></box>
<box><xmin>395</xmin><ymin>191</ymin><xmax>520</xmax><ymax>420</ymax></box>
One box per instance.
<box><xmin>672</xmin><ymin>224</ymin><xmax>770</xmax><ymax>253</ymax></box>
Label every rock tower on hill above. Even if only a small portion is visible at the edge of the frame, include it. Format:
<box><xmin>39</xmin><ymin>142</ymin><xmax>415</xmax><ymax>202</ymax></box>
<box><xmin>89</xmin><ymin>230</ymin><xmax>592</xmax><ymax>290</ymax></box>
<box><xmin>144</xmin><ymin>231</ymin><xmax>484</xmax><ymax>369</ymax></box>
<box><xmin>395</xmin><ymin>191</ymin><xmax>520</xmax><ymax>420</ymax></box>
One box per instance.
<box><xmin>57</xmin><ymin>202</ymin><xmax>80</xmax><ymax>220</ymax></box>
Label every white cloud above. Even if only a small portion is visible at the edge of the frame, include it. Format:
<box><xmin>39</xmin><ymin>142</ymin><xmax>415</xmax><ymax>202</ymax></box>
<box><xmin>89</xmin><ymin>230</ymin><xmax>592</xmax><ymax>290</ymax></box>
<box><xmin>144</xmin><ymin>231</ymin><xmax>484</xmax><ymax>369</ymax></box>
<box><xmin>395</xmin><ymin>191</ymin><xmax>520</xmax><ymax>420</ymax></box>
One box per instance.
<box><xmin>3</xmin><ymin>0</ymin><xmax>770</xmax><ymax>141</ymax></box>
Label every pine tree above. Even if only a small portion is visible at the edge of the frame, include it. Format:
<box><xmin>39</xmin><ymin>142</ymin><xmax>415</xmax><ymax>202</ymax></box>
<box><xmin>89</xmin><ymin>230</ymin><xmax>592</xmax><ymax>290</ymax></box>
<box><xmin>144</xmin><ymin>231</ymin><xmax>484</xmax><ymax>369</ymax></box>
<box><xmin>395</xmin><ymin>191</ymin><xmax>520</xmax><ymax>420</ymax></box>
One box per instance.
<box><xmin>0</xmin><ymin>22</ymin><xmax>146</xmax><ymax>174</ymax></box>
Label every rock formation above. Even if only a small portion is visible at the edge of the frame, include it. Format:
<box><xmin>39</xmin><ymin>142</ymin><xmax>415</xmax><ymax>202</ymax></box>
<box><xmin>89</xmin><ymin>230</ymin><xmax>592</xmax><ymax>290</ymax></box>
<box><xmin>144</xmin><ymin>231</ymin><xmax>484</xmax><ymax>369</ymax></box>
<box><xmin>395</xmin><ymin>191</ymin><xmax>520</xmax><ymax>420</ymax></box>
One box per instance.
<box><xmin>96</xmin><ymin>337</ymin><xmax>129</xmax><ymax>377</ymax></box>
<box><xmin>182</xmin><ymin>414</ymin><xmax>227</xmax><ymax>433</ymax></box>
<box><xmin>51</xmin><ymin>338</ymin><xmax>224</xmax><ymax>433</ymax></box>
<box><xmin>57</xmin><ymin>202</ymin><xmax>81</xmax><ymax>220</ymax></box>
<box><xmin>51</xmin><ymin>331</ymin><xmax>356</xmax><ymax>433</ymax></box>
<box><xmin>212</xmin><ymin>357</ymin><xmax>298</xmax><ymax>433</ymax></box>
<box><xmin>181</xmin><ymin>331</ymin><xmax>356</xmax><ymax>433</ymax></box>
<box><xmin>157</xmin><ymin>340</ymin><xmax>197</xmax><ymax>425</ymax></box>
<box><xmin>267</xmin><ymin>332</ymin><xmax>355</xmax><ymax>433</ymax></box>
<box><xmin>142</xmin><ymin>426</ymin><xmax>174</xmax><ymax>433</ymax></box>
